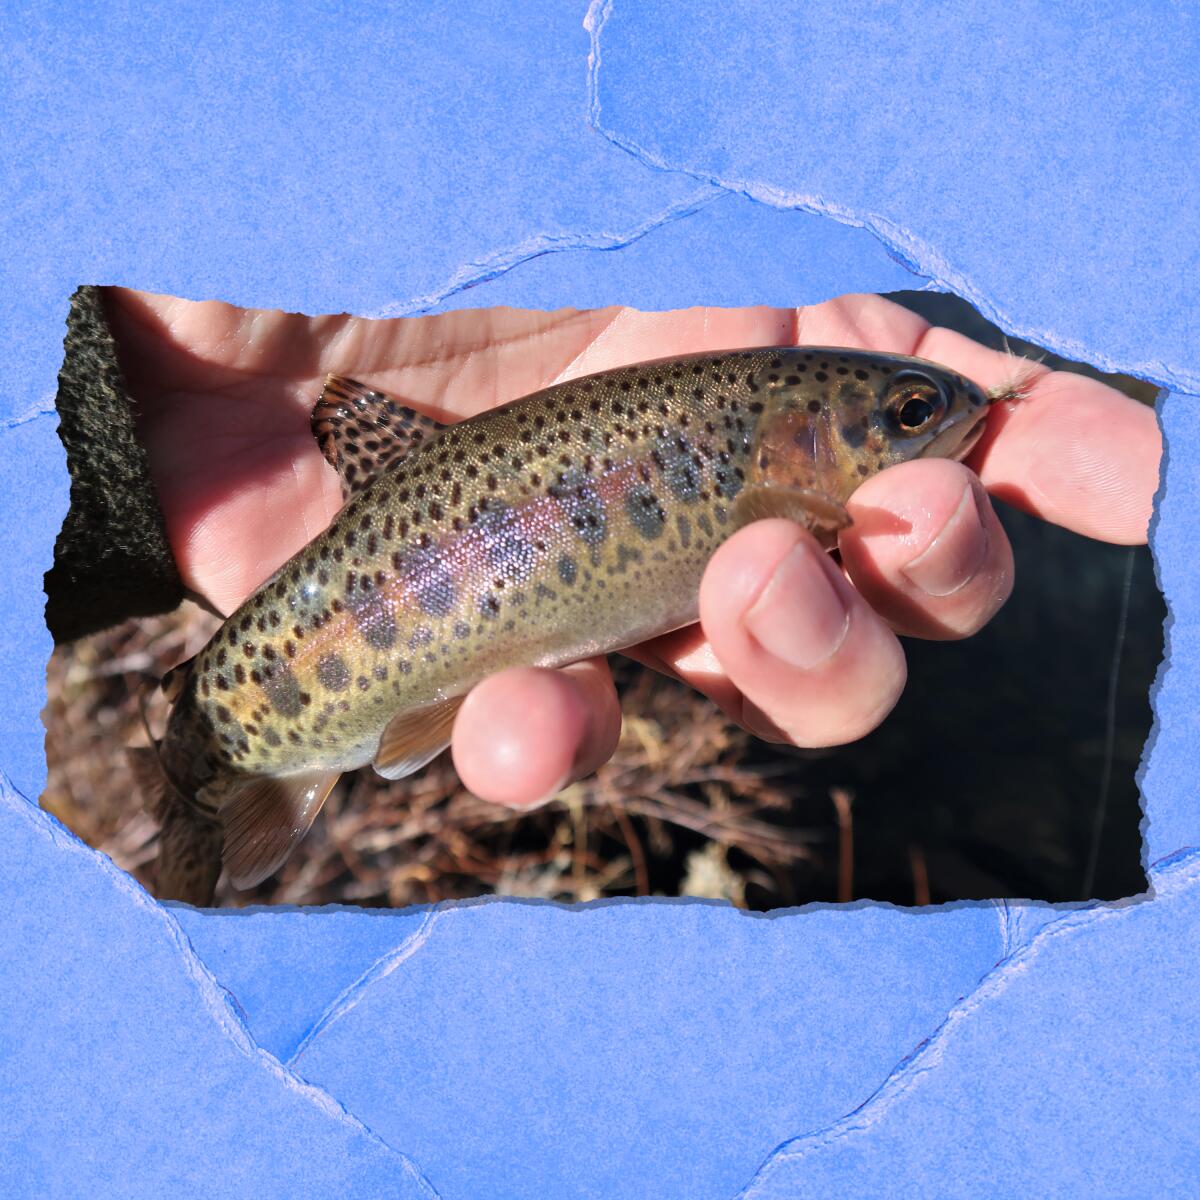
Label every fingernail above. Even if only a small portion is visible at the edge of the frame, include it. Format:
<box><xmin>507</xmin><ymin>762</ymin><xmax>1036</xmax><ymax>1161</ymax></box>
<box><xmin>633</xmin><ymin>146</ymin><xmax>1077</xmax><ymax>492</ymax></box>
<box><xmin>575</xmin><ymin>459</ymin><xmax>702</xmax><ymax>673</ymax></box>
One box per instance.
<box><xmin>744</xmin><ymin>542</ymin><xmax>850</xmax><ymax>670</ymax></box>
<box><xmin>902</xmin><ymin>484</ymin><xmax>989</xmax><ymax>598</ymax></box>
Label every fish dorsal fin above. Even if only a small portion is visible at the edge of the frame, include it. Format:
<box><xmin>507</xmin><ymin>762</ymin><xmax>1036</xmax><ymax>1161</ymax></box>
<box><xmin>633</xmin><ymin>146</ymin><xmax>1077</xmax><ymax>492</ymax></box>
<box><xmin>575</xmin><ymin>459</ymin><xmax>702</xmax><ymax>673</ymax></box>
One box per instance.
<box><xmin>220</xmin><ymin>770</ymin><xmax>341</xmax><ymax>890</ymax></box>
<box><xmin>312</xmin><ymin>374</ymin><xmax>448</xmax><ymax>498</ymax></box>
<box><xmin>732</xmin><ymin>484</ymin><xmax>852</xmax><ymax>549</ymax></box>
<box><xmin>372</xmin><ymin>695</ymin><xmax>465</xmax><ymax>781</ymax></box>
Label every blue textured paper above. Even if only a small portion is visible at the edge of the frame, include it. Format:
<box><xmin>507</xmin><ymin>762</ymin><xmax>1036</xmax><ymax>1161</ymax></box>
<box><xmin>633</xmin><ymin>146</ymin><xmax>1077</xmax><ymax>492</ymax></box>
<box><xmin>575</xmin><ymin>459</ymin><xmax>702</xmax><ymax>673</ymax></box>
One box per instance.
<box><xmin>2</xmin><ymin>4</ymin><xmax>1196</xmax><ymax>1199</ymax></box>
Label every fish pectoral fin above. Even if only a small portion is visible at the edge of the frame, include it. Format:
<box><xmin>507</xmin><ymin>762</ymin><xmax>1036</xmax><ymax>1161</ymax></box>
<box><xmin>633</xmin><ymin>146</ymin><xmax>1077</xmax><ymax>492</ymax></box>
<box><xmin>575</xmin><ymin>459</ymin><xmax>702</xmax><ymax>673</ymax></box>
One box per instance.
<box><xmin>732</xmin><ymin>484</ymin><xmax>852</xmax><ymax>537</ymax></box>
<box><xmin>312</xmin><ymin>374</ymin><xmax>448</xmax><ymax>499</ymax></box>
<box><xmin>220</xmin><ymin>770</ymin><xmax>341</xmax><ymax>890</ymax></box>
<box><xmin>373</xmin><ymin>695</ymin><xmax>465</xmax><ymax>781</ymax></box>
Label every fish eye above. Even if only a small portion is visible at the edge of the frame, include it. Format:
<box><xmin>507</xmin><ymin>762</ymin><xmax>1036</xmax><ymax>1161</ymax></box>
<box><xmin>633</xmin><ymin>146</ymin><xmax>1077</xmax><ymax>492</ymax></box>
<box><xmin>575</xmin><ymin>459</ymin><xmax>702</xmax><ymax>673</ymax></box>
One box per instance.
<box><xmin>885</xmin><ymin>371</ymin><xmax>949</xmax><ymax>434</ymax></box>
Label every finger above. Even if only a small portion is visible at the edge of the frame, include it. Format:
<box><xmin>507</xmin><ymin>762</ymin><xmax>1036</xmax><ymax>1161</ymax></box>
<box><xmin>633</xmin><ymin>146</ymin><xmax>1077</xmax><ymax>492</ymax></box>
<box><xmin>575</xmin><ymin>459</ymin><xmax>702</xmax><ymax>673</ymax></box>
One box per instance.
<box><xmin>839</xmin><ymin>457</ymin><xmax>1015</xmax><ymax>640</ymax></box>
<box><xmin>621</xmin><ymin>635</ymin><xmax>745</xmax><ymax>728</ymax></box>
<box><xmin>699</xmin><ymin>519</ymin><xmax>908</xmax><ymax>748</ymax></box>
<box><xmin>912</xmin><ymin>326</ymin><xmax>1161</xmax><ymax>544</ymax></box>
<box><xmin>451</xmin><ymin>658</ymin><xmax>622</xmax><ymax>809</ymax></box>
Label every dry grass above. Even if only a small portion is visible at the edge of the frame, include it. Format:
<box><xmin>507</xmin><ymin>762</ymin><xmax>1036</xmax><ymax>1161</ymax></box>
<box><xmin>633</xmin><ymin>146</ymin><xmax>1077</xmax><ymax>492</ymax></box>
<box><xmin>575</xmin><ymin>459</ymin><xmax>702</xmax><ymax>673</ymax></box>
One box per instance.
<box><xmin>42</xmin><ymin>602</ymin><xmax>822</xmax><ymax>908</ymax></box>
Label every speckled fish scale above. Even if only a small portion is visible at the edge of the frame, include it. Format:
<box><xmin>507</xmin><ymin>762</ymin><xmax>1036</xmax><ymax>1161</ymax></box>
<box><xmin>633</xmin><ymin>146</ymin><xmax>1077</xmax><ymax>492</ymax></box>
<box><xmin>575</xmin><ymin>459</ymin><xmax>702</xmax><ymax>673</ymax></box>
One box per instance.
<box><xmin>144</xmin><ymin>347</ymin><xmax>990</xmax><ymax>899</ymax></box>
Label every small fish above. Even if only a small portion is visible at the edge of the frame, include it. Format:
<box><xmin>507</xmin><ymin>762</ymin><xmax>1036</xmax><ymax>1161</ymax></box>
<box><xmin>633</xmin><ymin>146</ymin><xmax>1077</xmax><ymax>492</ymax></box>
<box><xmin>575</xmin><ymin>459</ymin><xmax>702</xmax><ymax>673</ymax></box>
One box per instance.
<box><xmin>131</xmin><ymin>347</ymin><xmax>991</xmax><ymax>904</ymax></box>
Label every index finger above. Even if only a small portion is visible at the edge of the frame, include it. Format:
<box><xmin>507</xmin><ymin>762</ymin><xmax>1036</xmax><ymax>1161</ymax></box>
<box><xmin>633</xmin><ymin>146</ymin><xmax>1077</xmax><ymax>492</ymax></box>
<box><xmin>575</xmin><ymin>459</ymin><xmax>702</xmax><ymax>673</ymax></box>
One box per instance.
<box><xmin>913</xmin><ymin>325</ymin><xmax>1161</xmax><ymax>545</ymax></box>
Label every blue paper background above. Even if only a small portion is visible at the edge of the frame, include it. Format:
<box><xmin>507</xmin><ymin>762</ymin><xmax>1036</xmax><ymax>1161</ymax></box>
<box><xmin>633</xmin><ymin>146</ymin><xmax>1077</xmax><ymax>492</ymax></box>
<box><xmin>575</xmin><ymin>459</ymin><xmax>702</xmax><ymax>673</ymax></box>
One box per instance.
<box><xmin>2</xmin><ymin>3</ymin><xmax>1197</xmax><ymax>1197</ymax></box>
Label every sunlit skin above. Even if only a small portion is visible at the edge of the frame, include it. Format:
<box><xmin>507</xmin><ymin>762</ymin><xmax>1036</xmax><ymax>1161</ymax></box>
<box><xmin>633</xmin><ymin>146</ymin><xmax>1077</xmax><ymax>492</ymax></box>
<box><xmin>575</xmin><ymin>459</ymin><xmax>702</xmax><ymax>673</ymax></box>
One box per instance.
<box><xmin>109</xmin><ymin>290</ymin><xmax>1162</xmax><ymax>810</ymax></box>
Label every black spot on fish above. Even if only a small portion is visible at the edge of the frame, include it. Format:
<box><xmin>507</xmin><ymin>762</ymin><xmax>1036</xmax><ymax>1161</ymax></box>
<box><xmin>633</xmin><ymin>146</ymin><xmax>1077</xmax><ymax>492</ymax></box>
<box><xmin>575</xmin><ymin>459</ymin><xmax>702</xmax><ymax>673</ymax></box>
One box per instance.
<box><xmin>399</xmin><ymin>546</ymin><xmax>457</xmax><ymax>617</ymax></box>
<box><xmin>263</xmin><ymin>728</ymin><xmax>281</xmax><ymax>747</ymax></box>
<box><xmin>615</xmin><ymin>543</ymin><xmax>643</xmax><ymax>572</ymax></box>
<box><xmin>655</xmin><ymin>434</ymin><xmax>701</xmax><ymax>503</ymax></box>
<box><xmin>557</xmin><ymin>554</ymin><xmax>578</xmax><ymax>585</ymax></box>
<box><xmin>486</xmin><ymin>527</ymin><xmax>536</xmax><ymax>584</ymax></box>
<box><xmin>454</xmin><ymin>621</ymin><xmax>471</xmax><ymax>639</ymax></box>
<box><xmin>261</xmin><ymin>665</ymin><xmax>304</xmax><ymax>717</ymax></box>
<box><xmin>316</xmin><ymin>654</ymin><xmax>351</xmax><ymax>692</ymax></box>
<box><xmin>841</xmin><ymin>421</ymin><xmax>867</xmax><ymax>449</ymax></box>
<box><xmin>676</xmin><ymin>514</ymin><xmax>692</xmax><ymax>549</ymax></box>
<box><xmin>626</xmin><ymin>486</ymin><xmax>666</xmax><ymax>539</ymax></box>
<box><xmin>358</xmin><ymin>599</ymin><xmax>397</xmax><ymax>650</ymax></box>
<box><xmin>550</xmin><ymin>469</ymin><xmax>607</xmax><ymax>548</ymax></box>
<box><xmin>713</xmin><ymin>466</ymin><xmax>744</xmax><ymax>501</ymax></box>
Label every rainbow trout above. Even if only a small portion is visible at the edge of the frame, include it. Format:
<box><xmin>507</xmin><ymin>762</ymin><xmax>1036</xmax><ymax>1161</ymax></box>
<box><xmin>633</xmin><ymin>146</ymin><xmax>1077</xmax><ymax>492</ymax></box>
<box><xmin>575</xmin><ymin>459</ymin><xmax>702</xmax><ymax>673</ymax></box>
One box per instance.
<box><xmin>132</xmin><ymin>348</ymin><xmax>991</xmax><ymax>903</ymax></box>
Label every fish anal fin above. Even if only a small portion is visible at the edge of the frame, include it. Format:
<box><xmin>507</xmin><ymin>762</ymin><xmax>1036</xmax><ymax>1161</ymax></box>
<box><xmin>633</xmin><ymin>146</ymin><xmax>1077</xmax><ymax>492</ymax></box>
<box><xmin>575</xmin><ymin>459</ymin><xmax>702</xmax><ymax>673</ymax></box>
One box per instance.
<box><xmin>312</xmin><ymin>374</ymin><xmax>448</xmax><ymax>499</ymax></box>
<box><xmin>220</xmin><ymin>770</ymin><xmax>341</xmax><ymax>890</ymax></box>
<box><xmin>373</xmin><ymin>695</ymin><xmax>464</xmax><ymax>781</ymax></box>
<box><xmin>732</xmin><ymin>484</ymin><xmax>852</xmax><ymax>548</ymax></box>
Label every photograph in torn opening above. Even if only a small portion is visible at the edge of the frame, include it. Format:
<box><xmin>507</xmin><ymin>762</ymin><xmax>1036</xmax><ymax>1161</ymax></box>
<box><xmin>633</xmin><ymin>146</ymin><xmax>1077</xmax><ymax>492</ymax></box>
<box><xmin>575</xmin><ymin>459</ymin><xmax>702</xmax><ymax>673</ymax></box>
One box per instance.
<box><xmin>41</xmin><ymin>287</ymin><xmax>1164</xmax><ymax>909</ymax></box>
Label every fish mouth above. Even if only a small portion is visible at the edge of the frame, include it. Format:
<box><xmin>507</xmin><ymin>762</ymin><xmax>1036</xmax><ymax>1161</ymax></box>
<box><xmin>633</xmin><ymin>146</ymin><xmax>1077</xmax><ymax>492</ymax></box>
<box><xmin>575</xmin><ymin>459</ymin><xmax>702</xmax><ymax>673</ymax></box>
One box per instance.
<box><xmin>920</xmin><ymin>409</ymin><xmax>989</xmax><ymax>463</ymax></box>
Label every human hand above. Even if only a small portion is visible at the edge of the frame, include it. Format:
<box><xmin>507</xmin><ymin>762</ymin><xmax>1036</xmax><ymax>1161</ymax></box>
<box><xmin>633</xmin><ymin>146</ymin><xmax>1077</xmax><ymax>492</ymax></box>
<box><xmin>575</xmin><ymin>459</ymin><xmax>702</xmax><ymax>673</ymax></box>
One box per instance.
<box><xmin>108</xmin><ymin>289</ymin><xmax>1161</xmax><ymax>808</ymax></box>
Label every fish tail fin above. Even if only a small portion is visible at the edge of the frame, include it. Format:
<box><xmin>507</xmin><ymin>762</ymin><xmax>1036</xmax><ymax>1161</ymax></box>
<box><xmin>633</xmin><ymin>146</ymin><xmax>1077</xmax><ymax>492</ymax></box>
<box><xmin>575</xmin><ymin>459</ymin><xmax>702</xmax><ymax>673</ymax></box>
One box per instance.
<box><xmin>127</xmin><ymin>741</ymin><xmax>224</xmax><ymax>907</ymax></box>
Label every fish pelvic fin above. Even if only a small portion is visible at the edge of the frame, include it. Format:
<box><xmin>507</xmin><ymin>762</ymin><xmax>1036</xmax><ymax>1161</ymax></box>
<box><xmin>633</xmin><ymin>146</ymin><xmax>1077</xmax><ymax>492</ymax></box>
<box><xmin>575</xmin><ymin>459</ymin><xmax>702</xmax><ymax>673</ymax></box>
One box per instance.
<box><xmin>127</xmin><ymin>745</ymin><xmax>224</xmax><ymax>906</ymax></box>
<box><xmin>373</xmin><ymin>695</ymin><xmax>464</xmax><ymax>780</ymax></box>
<box><xmin>731</xmin><ymin>484</ymin><xmax>852</xmax><ymax>549</ymax></box>
<box><xmin>221</xmin><ymin>770</ymin><xmax>341</xmax><ymax>891</ymax></box>
<box><xmin>312</xmin><ymin>374</ymin><xmax>448</xmax><ymax>499</ymax></box>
